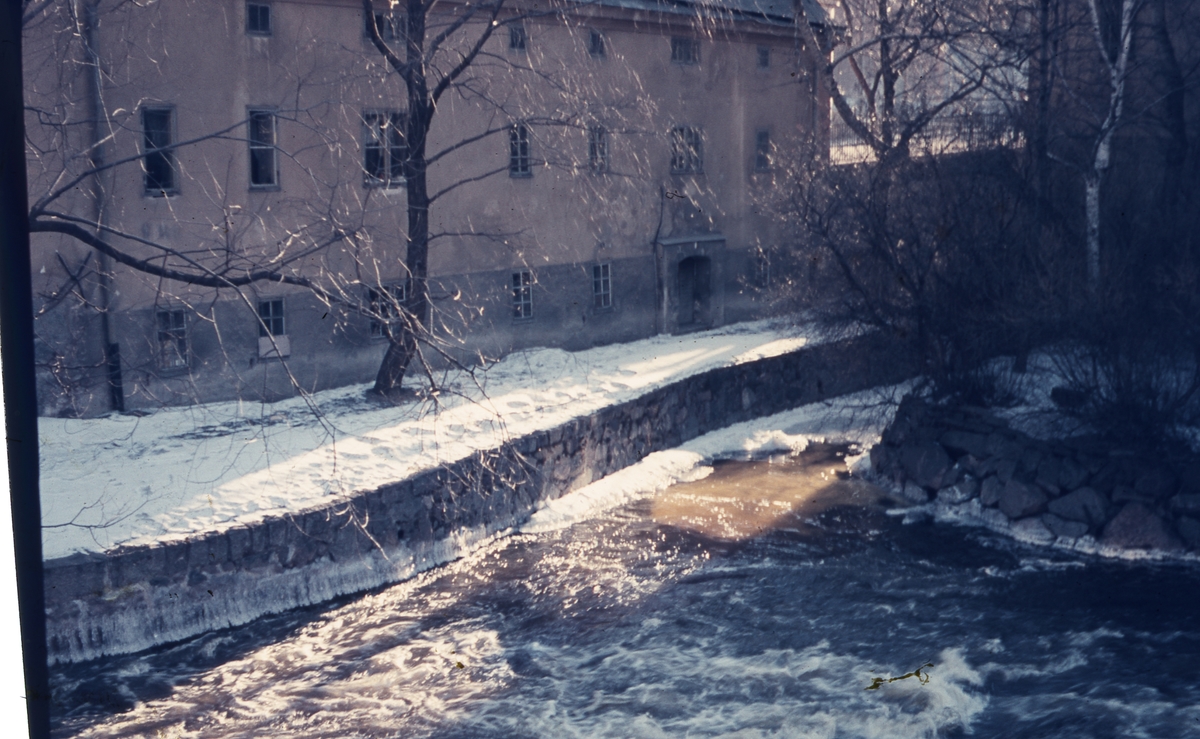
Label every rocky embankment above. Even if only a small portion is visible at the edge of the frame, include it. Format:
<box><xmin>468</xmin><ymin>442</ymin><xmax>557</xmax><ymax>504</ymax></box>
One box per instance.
<box><xmin>870</xmin><ymin>396</ymin><xmax>1200</xmax><ymax>555</ymax></box>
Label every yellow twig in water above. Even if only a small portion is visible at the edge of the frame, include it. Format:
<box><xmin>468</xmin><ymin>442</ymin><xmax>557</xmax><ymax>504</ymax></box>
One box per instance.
<box><xmin>865</xmin><ymin>662</ymin><xmax>934</xmax><ymax>690</ymax></box>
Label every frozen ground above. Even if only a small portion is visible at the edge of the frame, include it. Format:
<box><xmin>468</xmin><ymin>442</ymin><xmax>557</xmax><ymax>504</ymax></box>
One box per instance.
<box><xmin>39</xmin><ymin>319</ymin><xmax>839</xmax><ymax>560</ymax></box>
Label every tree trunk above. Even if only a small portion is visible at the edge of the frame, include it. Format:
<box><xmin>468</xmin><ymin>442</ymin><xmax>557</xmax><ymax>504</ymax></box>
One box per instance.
<box><xmin>1085</xmin><ymin>172</ymin><xmax>1102</xmax><ymax>291</ymax></box>
<box><xmin>371</xmin><ymin>0</ymin><xmax>432</xmax><ymax>396</ymax></box>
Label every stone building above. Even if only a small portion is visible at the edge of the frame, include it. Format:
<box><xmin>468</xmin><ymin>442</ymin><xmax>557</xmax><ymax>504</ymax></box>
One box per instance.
<box><xmin>23</xmin><ymin>0</ymin><xmax>830</xmax><ymax>415</ymax></box>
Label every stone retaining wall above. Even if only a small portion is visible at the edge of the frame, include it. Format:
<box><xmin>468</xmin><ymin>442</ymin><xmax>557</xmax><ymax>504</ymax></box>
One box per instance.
<box><xmin>44</xmin><ymin>332</ymin><xmax>917</xmax><ymax>664</ymax></box>
<box><xmin>871</xmin><ymin>396</ymin><xmax>1200</xmax><ymax>554</ymax></box>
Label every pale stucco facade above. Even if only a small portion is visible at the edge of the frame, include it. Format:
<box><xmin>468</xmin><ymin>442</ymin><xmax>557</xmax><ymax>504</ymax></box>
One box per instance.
<box><xmin>24</xmin><ymin>0</ymin><xmax>829</xmax><ymax>415</ymax></box>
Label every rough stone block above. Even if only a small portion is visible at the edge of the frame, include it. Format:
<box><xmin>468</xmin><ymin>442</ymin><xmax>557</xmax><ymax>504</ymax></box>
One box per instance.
<box><xmin>937</xmin><ymin>477</ymin><xmax>979</xmax><ymax>505</ymax></box>
<box><xmin>1041</xmin><ymin>513</ymin><xmax>1088</xmax><ymax>539</ymax></box>
<box><xmin>899</xmin><ymin>441</ymin><xmax>952</xmax><ymax>489</ymax></box>
<box><xmin>1011</xmin><ymin>516</ymin><xmax>1055</xmax><ymax>544</ymax></box>
<box><xmin>1134</xmin><ymin>469</ymin><xmax>1177</xmax><ymax>501</ymax></box>
<box><xmin>998</xmin><ymin>479</ymin><xmax>1048</xmax><ymax>519</ymax></box>
<box><xmin>1047</xmin><ymin>487</ymin><xmax>1109</xmax><ymax>527</ymax></box>
<box><xmin>1177</xmin><ymin>517</ymin><xmax>1200</xmax><ymax>549</ymax></box>
<box><xmin>1035</xmin><ymin>457</ymin><xmax>1061</xmax><ymax>496</ymax></box>
<box><xmin>939</xmin><ymin>430</ymin><xmax>990</xmax><ymax>459</ymax></box>
<box><xmin>1100</xmin><ymin>503</ymin><xmax>1184</xmax><ymax>552</ymax></box>
<box><xmin>994</xmin><ymin>458</ymin><xmax>1018</xmax><ymax>484</ymax></box>
<box><xmin>900</xmin><ymin>481</ymin><xmax>930</xmax><ymax>504</ymax></box>
<box><xmin>1169</xmin><ymin>494</ymin><xmax>1200</xmax><ymax>515</ymax></box>
<box><xmin>980</xmin><ymin>476</ymin><xmax>1003</xmax><ymax>507</ymax></box>
<box><xmin>1057</xmin><ymin>457</ymin><xmax>1089</xmax><ymax>490</ymax></box>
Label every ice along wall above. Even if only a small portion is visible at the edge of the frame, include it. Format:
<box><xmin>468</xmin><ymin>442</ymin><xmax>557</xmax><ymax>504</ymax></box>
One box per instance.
<box><xmin>43</xmin><ymin>332</ymin><xmax>916</xmax><ymax>664</ymax></box>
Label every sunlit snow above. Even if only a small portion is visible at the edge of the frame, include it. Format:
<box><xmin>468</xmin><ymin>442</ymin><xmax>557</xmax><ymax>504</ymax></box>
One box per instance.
<box><xmin>39</xmin><ymin>319</ymin><xmax>815</xmax><ymax>559</ymax></box>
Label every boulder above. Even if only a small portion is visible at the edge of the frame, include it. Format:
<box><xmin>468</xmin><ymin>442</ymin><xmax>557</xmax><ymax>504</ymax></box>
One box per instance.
<box><xmin>900</xmin><ymin>481</ymin><xmax>930</xmax><ymax>504</ymax></box>
<box><xmin>1035</xmin><ymin>456</ymin><xmax>1061</xmax><ymax>496</ymax></box>
<box><xmin>1047</xmin><ymin>487</ymin><xmax>1109</xmax><ymax>528</ymax></box>
<box><xmin>1041</xmin><ymin>513</ymin><xmax>1089</xmax><ymax>539</ymax></box>
<box><xmin>939</xmin><ymin>430</ymin><xmax>990</xmax><ymax>459</ymax></box>
<box><xmin>1177</xmin><ymin>517</ymin><xmax>1200</xmax><ymax>550</ymax></box>
<box><xmin>1134</xmin><ymin>469</ymin><xmax>1177</xmax><ymax>501</ymax></box>
<box><xmin>1100</xmin><ymin>503</ymin><xmax>1185</xmax><ymax>552</ymax></box>
<box><xmin>937</xmin><ymin>477</ymin><xmax>980</xmax><ymax>505</ymax></box>
<box><xmin>1169</xmin><ymin>494</ymin><xmax>1200</xmax><ymax>516</ymax></box>
<box><xmin>959</xmin><ymin>454</ymin><xmax>991</xmax><ymax>477</ymax></box>
<box><xmin>1057</xmin><ymin>457</ymin><xmax>1089</xmax><ymax>490</ymax></box>
<box><xmin>1018</xmin><ymin>446</ymin><xmax>1043</xmax><ymax>476</ymax></box>
<box><xmin>994</xmin><ymin>458</ymin><xmax>1018</xmax><ymax>484</ymax></box>
<box><xmin>1178</xmin><ymin>462</ymin><xmax>1200</xmax><ymax>495</ymax></box>
<box><xmin>980</xmin><ymin>476</ymin><xmax>1003</xmax><ymax>507</ymax></box>
<box><xmin>899</xmin><ymin>441</ymin><xmax>952</xmax><ymax>490</ymax></box>
<box><xmin>1011</xmin><ymin>516</ymin><xmax>1054</xmax><ymax>544</ymax></box>
<box><xmin>998</xmin><ymin>479</ymin><xmax>1048</xmax><ymax>519</ymax></box>
<box><xmin>869</xmin><ymin>444</ymin><xmax>896</xmax><ymax>476</ymax></box>
<box><xmin>1111</xmin><ymin>485</ymin><xmax>1146</xmax><ymax>504</ymax></box>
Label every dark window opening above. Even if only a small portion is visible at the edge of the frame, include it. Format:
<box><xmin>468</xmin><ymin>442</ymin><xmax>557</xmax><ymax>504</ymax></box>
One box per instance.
<box><xmin>593</xmin><ymin>263</ymin><xmax>612</xmax><ymax>309</ymax></box>
<box><xmin>509</xmin><ymin>23</ymin><xmax>527</xmax><ymax>51</ymax></box>
<box><xmin>366</xmin><ymin>11</ymin><xmax>403</xmax><ymax>41</ymax></box>
<box><xmin>246</xmin><ymin>3</ymin><xmax>271</xmax><ymax>35</ymax></box>
<box><xmin>257</xmin><ymin>299</ymin><xmax>285</xmax><ymax>337</ymax></box>
<box><xmin>156</xmin><ymin>309</ymin><xmax>188</xmax><ymax>369</ymax></box>
<box><xmin>671</xmin><ymin>37</ymin><xmax>699</xmax><ymax>65</ymax></box>
<box><xmin>368</xmin><ymin>283</ymin><xmax>407</xmax><ymax>338</ymax></box>
<box><xmin>756</xmin><ymin>46</ymin><xmax>770</xmax><ymax>69</ymax></box>
<box><xmin>670</xmin><ymin>126</ymin><xmax>703</xmax><ymax>174</ymax></box>
<box><xmin>363</xmin><ymin>111</ymin><xmax>407</xmax><ymax>187</ymax></box>
<box><xmin>754</xmin><ymin>129</ymin><xmax>771</xmax><ymax>171</ymax></box>
<box><xmin>588</xmin><ymin>126</ymin><xmax>608</xmax><ymax>173</ymax></box>
<box><xmin>588</xmin><ymin>29</ymin><xmax>605</xmax><ymax>57</ymax></box>
<box><xmin>249</xmin><ymin>110</ymin><xmax>277</xmax><ymax>187</ymax></box>
<box><xmin>510</xmin><ymin>123</ymin><xmax>532</xmax><ymax>176</ymax></box>
<box><xmin>142</xmin><ymin>108</ymin><xmax>175</xmax><ymax>194</ymax></box>
<box><xmin>512</xmin><ymin>271</ymin><xmax>533</xmax><ymax>319</ymax></box>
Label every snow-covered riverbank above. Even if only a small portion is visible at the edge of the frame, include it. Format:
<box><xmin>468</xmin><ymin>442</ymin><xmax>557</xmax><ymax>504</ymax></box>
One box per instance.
<box><xmin>40</xmin><ymin>319</ymin><xmax>820</xmax><ymax>559</ymax></box>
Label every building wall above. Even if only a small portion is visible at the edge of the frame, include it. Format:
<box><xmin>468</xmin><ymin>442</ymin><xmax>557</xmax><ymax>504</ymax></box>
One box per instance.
<box><xmin>24</xmin><ymin>0</ymin><xmax>827</xmax><ymax>415</ymax></box>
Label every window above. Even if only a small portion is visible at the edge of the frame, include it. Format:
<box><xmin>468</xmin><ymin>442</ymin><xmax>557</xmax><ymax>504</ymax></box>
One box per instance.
<box><xmin>366</xmin><ymin>11</ymin><xmax>402</xmax><ymax>41</ymax></box>
<box><xmin>670</xmin><ymin>126</ymin><xmax>703</xmax><ymax>174</ymax></box>
<box><xmin>593</xmin><ymin>263</ymin><xmax>612</xmax><ymax>309</ymax></box>
<box><xmin>512</xmin><ymin>271</ymin><xmax>533</xmax><ymax>319</ymax></box>
<box><xmin>363</xmin><ymin>112</ymin><xmax>406</xmax><ymax>187</ymax></box>
<box><xmin>142</xmin><ymin>107</ymin><xmax>176</xmax><ymax>194</ymax></box>
<box><xmin>587</xmin><ymin>126</ymin><xmax>608</xmax><ymax>173</ymax></box>
<box><xmin>754</xmin><ymin>129</ymin><xmax>771</xmax><ymax>171</ymax></box>
<box><xmin>367</xmin><ymin>283</ymin><xmax>407</xmax><ymax>338</ymax></box>
<box><xmin>246</xmin><ymin>3</ymin><xmax>271</xmax><ymax>35</ymax></box>
<box><xmin>248</xmin><ymin>110</ymin><xmax>277</xmax><ymax>188</ymax></box>
<box><xmin>756</xmin><ymin>46</ymin><xmax>770</xmax><ymax>69</ymax></box>
<box><xmin>671</xmin><ymin>37</ymin><xmax>699</xmax><ymax>65</ymax></box>
<box><xmin>509</xmin><ymin>123</ymin><xmax>531</xmax><ymax>177</ymax></box>
<box><xmin>257</xmin><ymin>299</ymin><xmax>285</xmax><ymax>337</ymax></box>
<box><xmin>156</xmin><ymin>309</ymin><xmax>188</xmax><ymax>369</ymax></box>
<box><xmin>588</xmin><ymin>29</ymin><xmax>605</xmax><ymax>57</ymax></box>
<box><xmin>509</xmin><ymin>23</ymin><xmax>527</xmax><ymax>51</ymax></box>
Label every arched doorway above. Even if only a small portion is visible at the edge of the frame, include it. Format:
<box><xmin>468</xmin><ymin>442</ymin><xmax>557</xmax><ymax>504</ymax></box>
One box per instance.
<box><xmin>676</xmin><ymin>255</ymin><xmax>712</xmax><ymax>328</ymax></box>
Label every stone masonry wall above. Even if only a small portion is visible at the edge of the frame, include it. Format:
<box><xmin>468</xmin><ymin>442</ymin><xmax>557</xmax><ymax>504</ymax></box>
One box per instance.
<box><xmin>871</xmin><ymin>396</ymin><xmax>1200</xmax><ymax>554</ymax></box>
<box><xmin>44</xmin><ymin>331</ymin><xmax>918</xmax><ymax>664</ymax></box>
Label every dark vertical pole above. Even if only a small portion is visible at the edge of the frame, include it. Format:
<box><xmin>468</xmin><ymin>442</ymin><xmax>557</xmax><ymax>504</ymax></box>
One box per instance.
<box><xmin>0</xmin><ymin>1</ymin><xmax>51</xmax><ymax>737</ymax></box>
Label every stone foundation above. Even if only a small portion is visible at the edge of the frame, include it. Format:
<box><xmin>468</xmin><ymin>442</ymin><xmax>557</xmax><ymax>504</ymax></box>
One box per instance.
<box><xmin>870</xmin><ymin>395</ymin><xmax>1200</xmax><ymax>554</ymax></box>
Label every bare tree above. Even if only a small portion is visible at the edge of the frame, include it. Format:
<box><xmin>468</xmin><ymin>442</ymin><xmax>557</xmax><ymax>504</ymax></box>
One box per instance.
<box><xmin>805</xmin><ymin>0</ymin><xmax>1024</xmax><ymax>167</ymax></box>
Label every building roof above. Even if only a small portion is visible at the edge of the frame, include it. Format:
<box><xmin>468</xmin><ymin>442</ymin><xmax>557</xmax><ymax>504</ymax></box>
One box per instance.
<box><xmin>585</xmin><ymin>0</ymin><xmax>829</xmax><ymax>27</ymax></box>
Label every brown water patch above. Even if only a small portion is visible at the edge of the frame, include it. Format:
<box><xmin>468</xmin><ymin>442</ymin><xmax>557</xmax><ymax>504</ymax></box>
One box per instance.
<box><xmin>650</xmin><ymin>442</ymin><xmax>893</xmax><ymax>541</ymax></box>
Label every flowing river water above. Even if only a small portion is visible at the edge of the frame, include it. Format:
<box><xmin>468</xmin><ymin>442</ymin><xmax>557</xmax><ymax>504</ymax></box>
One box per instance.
<box><xmin>51</xmin><ymin>443</ymin><xmax>1200</xmax><ymax>738</ymax></box>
